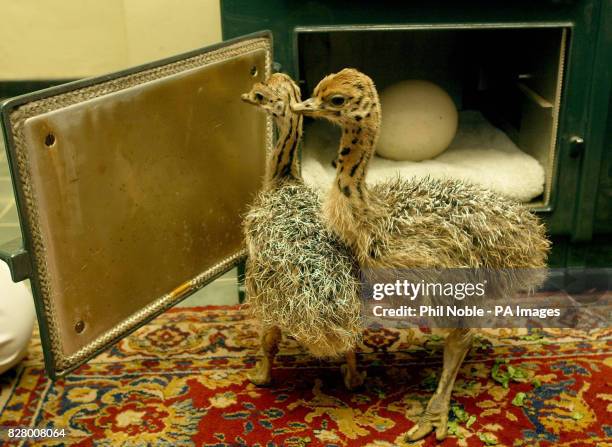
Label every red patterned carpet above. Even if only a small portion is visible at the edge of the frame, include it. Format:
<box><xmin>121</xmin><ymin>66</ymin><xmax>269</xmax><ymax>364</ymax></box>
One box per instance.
<box><xmin>0</xmin><ymin>305</ymin><xmax>610</xmax><ymax>446</ymax></box>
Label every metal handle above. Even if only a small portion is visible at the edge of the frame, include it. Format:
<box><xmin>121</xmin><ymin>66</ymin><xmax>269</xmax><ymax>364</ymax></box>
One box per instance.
<box><xmin>0</xmin><ymin>237</ymin><xmax>31</xmax><ymax>282</ymax></box>
<box><xmin>569</xmin><ymin>136</ymin><xmax>585</xmax><ymax>159</ymax></box>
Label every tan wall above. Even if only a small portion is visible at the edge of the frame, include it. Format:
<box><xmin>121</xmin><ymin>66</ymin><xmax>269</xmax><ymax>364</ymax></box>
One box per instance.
<box><xmin>0</xmin><ymin>0</ymin><xmax>222</xmax><ymax>79</ymax></box>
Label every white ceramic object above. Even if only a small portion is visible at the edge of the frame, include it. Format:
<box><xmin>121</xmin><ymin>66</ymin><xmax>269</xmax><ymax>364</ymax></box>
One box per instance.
<box><xmin>0</xmin><ymin>261</ymin><xmax>35</xmax><ymax>374</ymax></box>
<box><xmin>377</xmin><ymin>80</ymin><xmax>458</xmax><ymax>161</ymax></box>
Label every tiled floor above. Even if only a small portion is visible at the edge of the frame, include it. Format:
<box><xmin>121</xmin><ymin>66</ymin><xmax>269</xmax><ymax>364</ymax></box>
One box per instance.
<box><xmin>0</xmin><ymin>125</ymin><xmax>238</xmax><ymax>306</ymax></box>
<box><xmin>178</xmin><ymin>268</ymin><xmax>239</xmax><ymax>307</ymax></box>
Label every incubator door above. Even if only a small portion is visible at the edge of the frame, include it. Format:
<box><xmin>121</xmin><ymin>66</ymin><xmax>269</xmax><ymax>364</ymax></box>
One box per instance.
<box><xmin>0</xmin><ymin>31</ymin><xmax>273</xmax><ymax>378</ymax></box>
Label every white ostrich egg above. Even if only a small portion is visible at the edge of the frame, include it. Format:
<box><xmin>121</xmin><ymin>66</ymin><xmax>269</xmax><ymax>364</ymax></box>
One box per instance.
<box><xmin>377</xmin><ymin>80</ymin><xmax>458</xmax><ymax>161</ymax></box>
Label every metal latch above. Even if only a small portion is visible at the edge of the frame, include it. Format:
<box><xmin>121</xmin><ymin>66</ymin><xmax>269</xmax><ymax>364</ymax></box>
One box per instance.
<box><xmin>569</xmin><ymin>136</ymin><xmax>585</xmax><ymax>159</ymax></box>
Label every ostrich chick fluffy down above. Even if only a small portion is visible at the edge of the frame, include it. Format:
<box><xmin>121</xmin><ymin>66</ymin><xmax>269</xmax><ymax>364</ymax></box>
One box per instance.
<box><xmin>241</xmin><ymin>73</ymin><xmax>364</xmax><ymax>389</ymax></box>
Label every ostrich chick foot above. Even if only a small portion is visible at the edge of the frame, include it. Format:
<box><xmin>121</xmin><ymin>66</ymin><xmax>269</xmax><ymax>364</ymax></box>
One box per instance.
<box><xmin>405</xmin><ymin>404</ymin><xmax>449</xmax><ymax>442</ymax></box>
<box><xmin>248</xmin><ymin>359</ymin><xmax>273</xmax><ymax>386</ymax></box>
<box><xmin>341</xmin><ymin>363</ymin><xmax>366</xmax><ymax>390</ymax></box>
<box><xmin>341</xmin><ymin>350</ymin><xmax>366</xmax><ymax>390</ymax></box>
<box><xmin>406</xmin><ymin>329</ymin><xmax>473</xmax><ymax>442</ymax></box>
<box><xmin>249</xmin><ymin>326</ymin><xmax>280</xmax><ymax>386</ymax></box>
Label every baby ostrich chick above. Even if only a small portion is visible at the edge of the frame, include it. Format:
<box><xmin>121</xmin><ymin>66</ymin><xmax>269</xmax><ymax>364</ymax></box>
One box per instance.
<box><xmin>293</xmin><ymin>68</ymin><xmax>550</xmax><ymax>441</ymax></box>
<box><xmin>240</xmin><ymin>73</ymin><xmax>364</xmax><ymax>389</ymax></box>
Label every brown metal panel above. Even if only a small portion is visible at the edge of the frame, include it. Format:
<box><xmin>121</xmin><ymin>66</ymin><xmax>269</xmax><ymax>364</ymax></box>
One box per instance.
<box><xmin>2</xmin><ymin>33</ymin><xmax>272</xmax><ymax>377</ymax></box>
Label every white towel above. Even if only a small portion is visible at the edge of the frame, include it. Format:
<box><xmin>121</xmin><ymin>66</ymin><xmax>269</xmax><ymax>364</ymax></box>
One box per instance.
<box><xmin>302</xmin><ymin>111</ymin><xmax>545</xmax><ymax>203</ymax></box>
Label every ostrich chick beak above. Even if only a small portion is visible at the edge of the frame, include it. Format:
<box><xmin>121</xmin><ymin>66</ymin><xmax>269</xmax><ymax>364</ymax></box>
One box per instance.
<box><xmin>291</xmin><ymin>98</ymin><xmax>316</xmax><ymax>114</ymax></box>
<box><xmin>241</xmin><ymin>93</ymin><xmax>253</xmax><ymax>104</ymax></box>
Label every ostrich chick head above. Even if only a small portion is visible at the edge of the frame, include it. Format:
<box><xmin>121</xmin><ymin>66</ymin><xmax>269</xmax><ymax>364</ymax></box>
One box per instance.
<box><xmin>241</xmin><ymin>73</ymin><xmax>301</xmax><ymax>119</ymax></box>
<box><xmin>291</xmin><ymin>68</ymin><xmax>380</xmax><ymax>127</ymax></box>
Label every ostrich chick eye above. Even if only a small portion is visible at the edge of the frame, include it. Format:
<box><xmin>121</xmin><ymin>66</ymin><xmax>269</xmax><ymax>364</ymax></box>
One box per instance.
<box><xmin>330</xmin><ymin>95</ymin><xmax>346</xmax><ymax>106</ymax></box>
<box><xmin>254</xmin><ymin>92</ymin><xmax>264</xmax><ymax>102</ymax></box>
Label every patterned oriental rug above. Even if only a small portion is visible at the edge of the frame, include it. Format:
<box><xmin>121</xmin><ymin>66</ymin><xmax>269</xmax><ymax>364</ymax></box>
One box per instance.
<box><xmin>0</xmin><ymin>305</ymin><xmax>610</xmax><ymax>447</ymax></box>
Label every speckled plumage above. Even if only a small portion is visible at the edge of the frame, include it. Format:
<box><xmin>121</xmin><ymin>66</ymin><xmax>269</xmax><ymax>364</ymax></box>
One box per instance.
<box><xmin>293</xmin><ymin>68</ymin><xmax>551</xmax><ymax>441</ymax></box>
<box><xmin>363</xmin><ymin>176</ymin><xmax>549</xmax><ymax>293</ymax></box>
<box><xmin>293</xmin><ymin>68</ymin><xmax>549</xmax><ymax>280</ymax></box>
<box><xmin>241</xmin><ymin>74</ymin><xmax>362</xmax><ymax>360</ymax></box>
<box><xmin>244</xmin><ymin>179</ymin><xmax>361</xmax><ymax>358</ymax></box>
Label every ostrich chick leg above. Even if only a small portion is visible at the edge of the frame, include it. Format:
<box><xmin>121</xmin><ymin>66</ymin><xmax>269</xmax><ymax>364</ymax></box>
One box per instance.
<box><xmin>248</xmin><ymin>325</ymin><xmax>281</xmax><ymax>386</ymax></box>
<box><xmin>406</xmin><ymin>328</ymin><xmax>474</xmax><ymax>442</ymax></box>
<box><xmin>341</xmin><ymin>350</ymin><xmax>366</xmax><ymax>390</ymax></box>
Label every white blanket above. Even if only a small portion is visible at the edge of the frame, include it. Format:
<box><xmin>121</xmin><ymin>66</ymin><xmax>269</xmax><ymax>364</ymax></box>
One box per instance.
<box><xmin>302</xmin><ymin>111</ymin><xmax>545</xmax><ymax>203</ymax></box>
